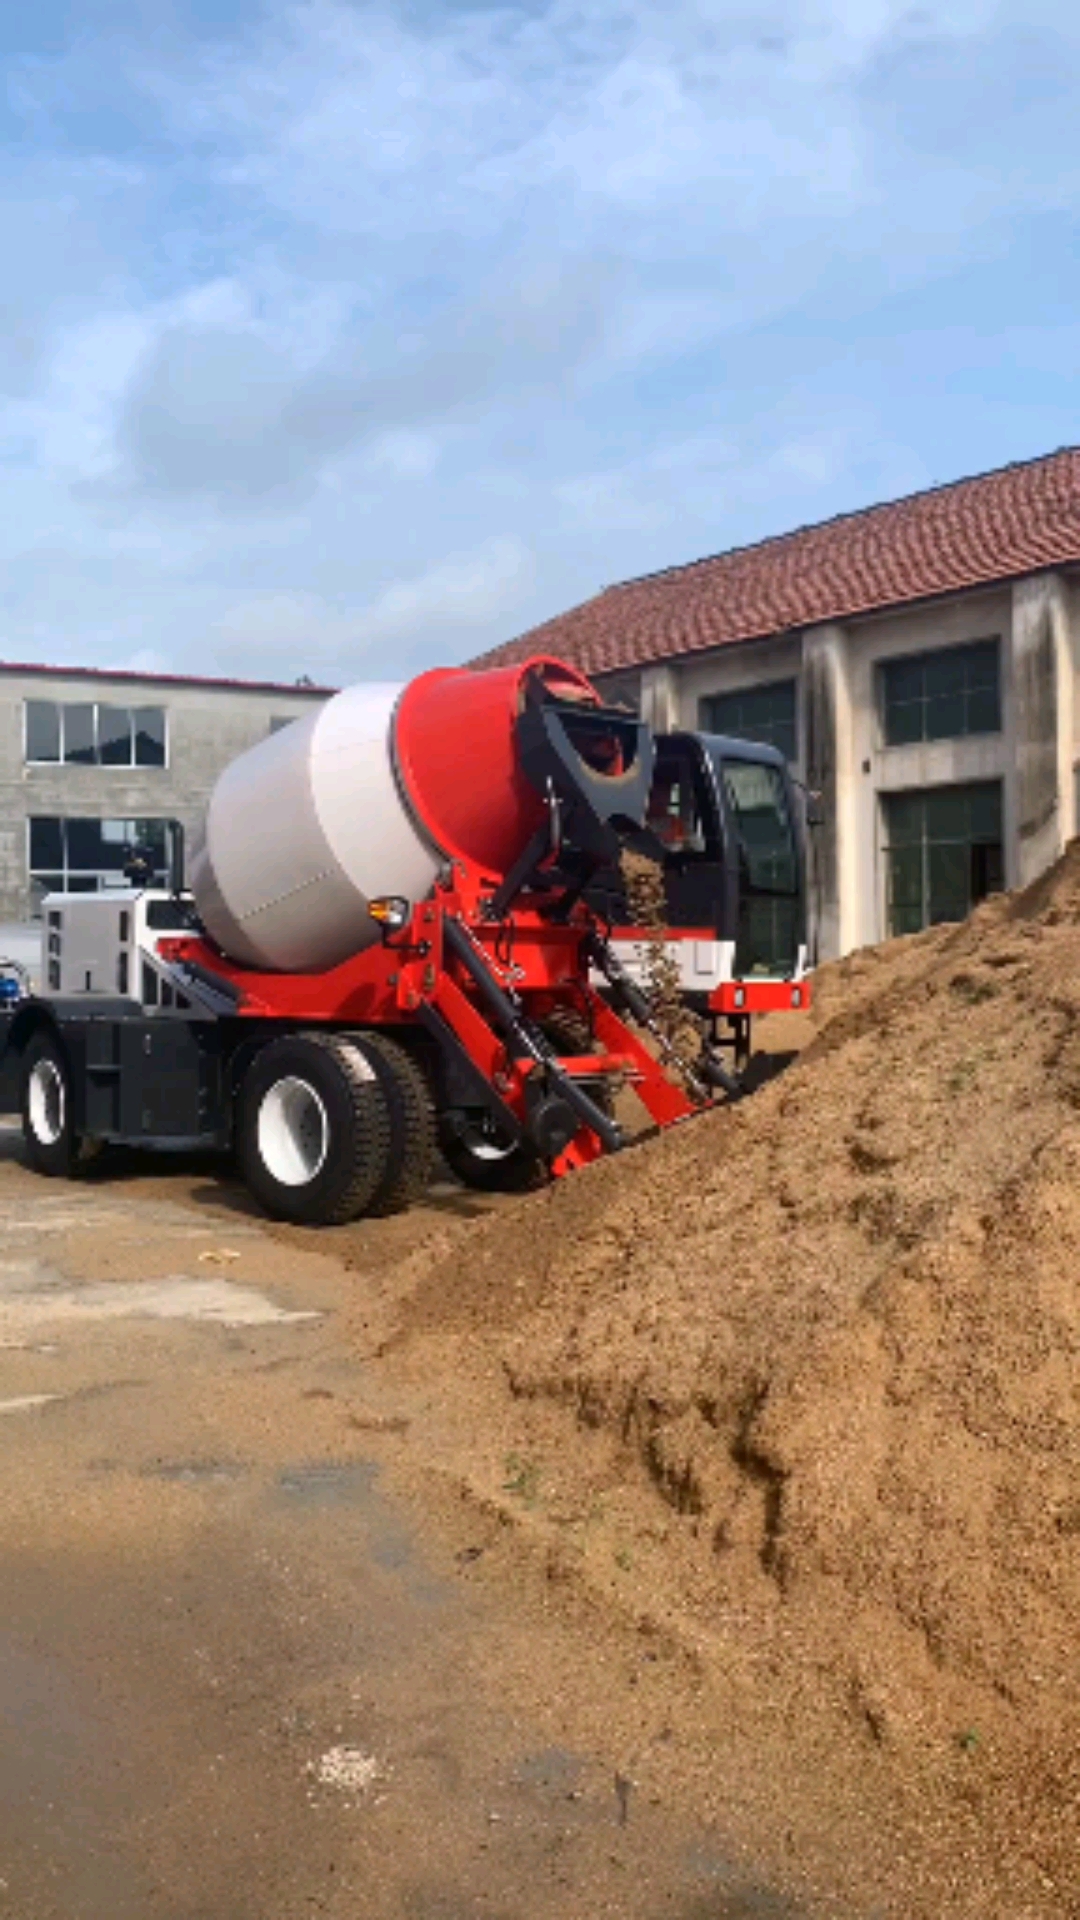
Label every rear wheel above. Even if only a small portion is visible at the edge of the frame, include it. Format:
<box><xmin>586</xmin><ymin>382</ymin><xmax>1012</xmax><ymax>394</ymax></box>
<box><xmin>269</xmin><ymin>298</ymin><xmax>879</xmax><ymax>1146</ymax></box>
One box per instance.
<box><xmin>20</xmin><ymin>1031</ymin><xmax>84</xmax><ymax>1178</ymax></box>
<box><xmin>239</xmin><ymin>1032</ymin><xmax>393</xmax><ymax>1225</ymax></box>
<box><xmin>346</xmin><ymin>1032</ymin><xmax>437</xmax><ymax>1216</ymax></box>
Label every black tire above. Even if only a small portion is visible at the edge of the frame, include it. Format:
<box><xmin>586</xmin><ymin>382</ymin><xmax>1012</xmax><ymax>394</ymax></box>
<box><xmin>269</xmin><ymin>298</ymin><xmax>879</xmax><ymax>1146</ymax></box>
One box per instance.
<box><xmin>239</xmin><ymin>1032</ymin><xmax>392</xmax><ymax>1225</ymax></box>
<box><xmin>440</xmin><ymin>1118</ymin><xmax>546</xmax><ymax>1194</ymax></box>
<box><xmin>20</xmin><ymin>1030</ymin><xmax>83</xmax><ymax>1178</ymax></box>
<box><xmin>440</xmin><ymin>1008</ymin><xmax>611</xmax><ymax>1194</ymax></box>
<box><xmin>345</xmin><ymin>1032</ymin><xmax>437</xmax><ymax>1216</ymax></box>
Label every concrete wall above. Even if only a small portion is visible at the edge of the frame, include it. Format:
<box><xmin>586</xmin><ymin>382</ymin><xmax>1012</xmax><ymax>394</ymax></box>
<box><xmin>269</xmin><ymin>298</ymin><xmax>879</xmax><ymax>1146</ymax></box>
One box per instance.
<box><xmin>596</xmin><ymin>567</ymin><xmax>1080</xmax><ymax>962</ymax></box>
<box><xmin>0</xmin><ymin>672</ymin><xmax>327</xmax><ymax>920</ymax></box>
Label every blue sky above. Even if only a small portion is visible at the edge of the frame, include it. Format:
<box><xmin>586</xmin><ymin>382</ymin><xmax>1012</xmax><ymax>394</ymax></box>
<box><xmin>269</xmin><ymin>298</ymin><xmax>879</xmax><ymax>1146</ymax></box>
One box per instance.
<box><xmin>2</xmin><ymin>0</ymin><xmax>1079</xmax><ymax>684</ymax></box>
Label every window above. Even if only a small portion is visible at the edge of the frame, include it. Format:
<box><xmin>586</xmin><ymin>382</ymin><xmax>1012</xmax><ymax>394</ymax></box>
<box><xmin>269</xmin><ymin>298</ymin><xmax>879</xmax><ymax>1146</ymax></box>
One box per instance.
<box><xmin>25</xmin><ymin>702</ymin><xmax>61</xmax><ymax>762</ymax></box>
<box><xmin>700</xmin><ymin>680</ymin><xmax>797</xmax><ymax>764</ymax></box>
<box><xmin>27</xmin><ymin>816</ymin><xmax>179</xmax><ymax>912</ymax></box>
<box><xmin>25</xmin><ymin>700</ymin><xmax>168</xmax><ymax>768</ymax></box>
<box><xmin>720</xmin><ymin>758</ymin><xmax>801</xmax><ymax>975</ymax></box>
<box><xmin>882</xmin><ymin>782</ymin><xmax>1003</xmax><ymax>938</ymax></box>
<box><xmin>647</xmin><ymin>742</ymin><xmax>712</xmax><ymax>855</ymax></box>
<box><xmin>880</xmin><ymin>640</ymin><xmax>1000</xmax><ymax>747</ymax></box>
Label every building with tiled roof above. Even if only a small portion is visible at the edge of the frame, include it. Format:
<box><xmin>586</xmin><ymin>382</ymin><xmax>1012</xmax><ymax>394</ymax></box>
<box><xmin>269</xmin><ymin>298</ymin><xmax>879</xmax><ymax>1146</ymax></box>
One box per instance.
<box><xmin>480</xmin><ymin>446</ymin><xmax>1080</xmax><ymax>962</ymax></box>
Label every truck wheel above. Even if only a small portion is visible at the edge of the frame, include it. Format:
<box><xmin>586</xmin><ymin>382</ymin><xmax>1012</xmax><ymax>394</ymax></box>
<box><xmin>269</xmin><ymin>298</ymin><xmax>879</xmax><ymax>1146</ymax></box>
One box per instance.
<box><xmin>239</xmin><ymin>1032</ymin><xmax>392</xmax><ymax>1225</ymax></box>
<box><xmin>440</xmin><ymin>1117</ymin><xmax>545</xmax><ymax>1194</ymax></box>
<box><xmin>345</xmin><ymin>1033</ymin><xmax>437</xmax><ymax>1216</ymax></box>
<box><xmin>20</xmin><ymin>1032</ymin><xmax>83</xmax><ymax>1178</ymax></box>
<box><xmin>439</xmin><ymin>1009</ymin><xmax>611</xmax><ymax>1195</ymax></box>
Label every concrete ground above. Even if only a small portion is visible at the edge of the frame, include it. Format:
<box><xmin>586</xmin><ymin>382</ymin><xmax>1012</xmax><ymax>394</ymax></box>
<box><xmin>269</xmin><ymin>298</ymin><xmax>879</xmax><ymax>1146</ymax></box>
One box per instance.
<box><xmin>0</xmin><ymin>1119</ymin><xmax>813</xmax><ymax>1920</ymax></box>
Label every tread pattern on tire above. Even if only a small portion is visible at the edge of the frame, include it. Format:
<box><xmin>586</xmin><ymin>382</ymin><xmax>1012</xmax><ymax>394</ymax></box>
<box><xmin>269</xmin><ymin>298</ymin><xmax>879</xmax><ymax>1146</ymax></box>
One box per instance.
<box><xmin>242</xmin><ymin>1030</ymin><xmax>393</xmax><ymax>1225</ymax></box>
<box><xmin>344</xmin><ymin>1031</ymin><xmax>437</xmax><ymax>1216</ymax></box>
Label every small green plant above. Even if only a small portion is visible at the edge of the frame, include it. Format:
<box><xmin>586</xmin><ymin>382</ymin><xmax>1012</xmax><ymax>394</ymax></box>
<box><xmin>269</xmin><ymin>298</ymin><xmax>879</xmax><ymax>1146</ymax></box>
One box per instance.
<box><xmin>956</xmin><ymin>1728</ymin><xmax>981</xmax><ymax>1755</ymax></box>
<box><xmin>614</xmin><ymin>1547</ymin><xmax>634</xmax><ymax>1572</ymax></box>
<box><xmin>503</xmin><ymin>1453</ymin><xmax>540</xmax><ymax>1506</ymax></box>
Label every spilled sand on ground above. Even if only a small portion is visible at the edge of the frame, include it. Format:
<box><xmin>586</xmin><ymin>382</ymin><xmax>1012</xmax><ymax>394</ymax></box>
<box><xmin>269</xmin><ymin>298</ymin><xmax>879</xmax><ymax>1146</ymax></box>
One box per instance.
<box><xmin>342</xmin><ymin>846</ymin><xmax>1080</xmax><ymax>1913</ymax></box>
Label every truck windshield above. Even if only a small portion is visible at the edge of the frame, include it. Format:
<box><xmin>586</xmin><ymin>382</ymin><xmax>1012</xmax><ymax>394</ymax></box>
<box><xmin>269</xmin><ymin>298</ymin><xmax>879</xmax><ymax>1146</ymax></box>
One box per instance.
<box><xmin>720</xmin><ymin>758</ymin><xmax>800</xmax><ymax>975</ymax></box>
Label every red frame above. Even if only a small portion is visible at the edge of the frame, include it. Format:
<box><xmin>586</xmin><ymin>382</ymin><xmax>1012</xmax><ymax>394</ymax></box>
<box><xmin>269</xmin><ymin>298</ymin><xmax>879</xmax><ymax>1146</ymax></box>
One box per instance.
<box><xmin>159</xmin><ymin>884</ymin><xmax>702</xmax><ymax>1172</ymax></box>
<box><xmin>708</xmin><ymin>979</ymin><xmax>812</xmax><ymax>1015</ymax></box>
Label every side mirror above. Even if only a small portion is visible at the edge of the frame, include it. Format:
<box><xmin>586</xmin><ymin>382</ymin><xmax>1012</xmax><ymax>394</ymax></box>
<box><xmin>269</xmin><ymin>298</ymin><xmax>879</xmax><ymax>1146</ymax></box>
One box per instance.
<box><xmin>805</xmin><ymin>790</ymin><xmax>825</xmax><ymax>828</ymax></box>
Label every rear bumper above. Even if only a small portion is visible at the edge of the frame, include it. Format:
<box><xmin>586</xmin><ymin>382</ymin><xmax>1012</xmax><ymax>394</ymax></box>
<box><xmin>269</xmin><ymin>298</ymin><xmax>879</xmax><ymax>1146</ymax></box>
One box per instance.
<box><xmin>706</xmin><ymin>979</ymin><xmax>812</xmax><ymax>1015</ymax></box>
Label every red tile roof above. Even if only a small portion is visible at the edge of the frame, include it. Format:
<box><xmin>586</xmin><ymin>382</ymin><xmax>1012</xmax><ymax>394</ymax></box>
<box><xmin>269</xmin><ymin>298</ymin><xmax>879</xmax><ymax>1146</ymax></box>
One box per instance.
<box><xmin>475</xmin><ymin>445</ymin><xmax>1080</xmax><ymax>678</ymax></box>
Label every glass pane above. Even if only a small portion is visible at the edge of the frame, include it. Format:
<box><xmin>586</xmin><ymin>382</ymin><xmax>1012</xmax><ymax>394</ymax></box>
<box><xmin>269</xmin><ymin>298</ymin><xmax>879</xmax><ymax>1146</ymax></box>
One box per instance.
<box><xmin>966</xmin><ymin>685</ymin><xmax>1001</xmax><ymax>734</ymax></box>
<box><xmin>924</xmin><ymin>788</ymin><xmax>970</xmax><ymax>839</ymax></box>
<box><xmin>887</xmin><ymin>845</ymin><xmax>923</xmax><ymax>908</ymax></box>
<box><xmin>883</xmin><ymin>658</ymin><xmax>925</xmax><ymax>705</ymax></box>
<box><xmin>28</xmin><ymin>817</ymin><xmax>64</xmax><ymax>869</ymax></box>
<box><xmin>969</xmin><ymin>782</ymin><xmax>1003</xmax><ymax>839</ymax></box>
<box><xmin>703</xmin><ymin>682</ymin><xmax>796</xmax><ymax>759</ymax></box>
<box><xmin>928</xmin><ymin>843</ymin><xmax>969</xmax><ymax>902</ymax></box>
<box><xmin>884</xmin><ymin>793</ymin><xmax>924</xmax><ymax>845</ymax></box>
<box><xmin>965</xmin><ymin>639</ymin><xmax>1000</xmax><ymax>689</ymax></box>
<box><xmin>97</xmin><ymin>705</ymin><xmax>133</xmax><ymax>766</ymax></box>
<box><xmin>133</xmin><ymin>818</ymin><xmax>169</xmax><ymax>860</ymax></box>
<box><xmin>924</xmin><ymin>651</ymin><xmax>967</xmax><ymax>698</ymax></box>
<box><xmin>890</xmin><ymin>903</ymin><xmax>924</xmax><ymax>938</ymax></box>
<box><xmin>26</xmin><ymin>701</ymin><xmax>60</xmax><ymax>762</ymax></box>
<box><xmin>925</xmin><ymin>690</ymin><xmax>965</xmax><ymax>741</ymax></box>
<box><xmin>65</xmin><ymin>818</ymin><xmax>107</xmax><ymax>870</ymax></box>
<box><xmin>133</xmin><ymin>707</ymin><xmax>166</xmax><ymax>767</ymax></box>
<box><xmin>721</xmin><ymin>761</ymin><xmax>797</xmax><ymax>891</ymax></box>
<box><xmin>927</xmin><ymin>895</ymin><xmax>967</xmax><ymax>927</ymax></box>
<box><xmin>63</xmin><ymin>703</ymin><xmax>97</xmax><ymax>765</ymax></box>
<box><xmin>772</xmin><ymin>714</ymin><xmax>798</xmax><ymax>762</ymax></box>
<box><xmin>883</xmin><ymin>698</ymin><xmax>923</xmax><ymax>746</ymax></box>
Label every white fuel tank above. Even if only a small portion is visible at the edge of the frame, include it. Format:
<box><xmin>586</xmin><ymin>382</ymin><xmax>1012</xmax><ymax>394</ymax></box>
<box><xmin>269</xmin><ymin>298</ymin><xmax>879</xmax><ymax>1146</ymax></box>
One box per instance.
<box><xmin>190</xmin><ymin>684</ymin><xmax>439</xmax><ymax>973</ymax></box>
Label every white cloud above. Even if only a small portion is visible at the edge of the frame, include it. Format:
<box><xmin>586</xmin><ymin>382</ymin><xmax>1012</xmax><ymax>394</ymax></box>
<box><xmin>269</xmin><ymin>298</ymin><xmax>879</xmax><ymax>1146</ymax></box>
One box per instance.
<box><xmin>204</xmin><ymin>536</ymin><xmax>534</xmax><ymax>680</ymax></box>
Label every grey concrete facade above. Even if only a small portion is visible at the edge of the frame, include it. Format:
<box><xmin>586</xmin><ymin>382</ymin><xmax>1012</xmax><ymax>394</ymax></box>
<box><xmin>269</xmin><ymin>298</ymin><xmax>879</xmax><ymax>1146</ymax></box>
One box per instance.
<box><xmin>595</xmin><ymin>566</ymin><xmax>1080</xmax><ymax>962</ymax></box>
<box><xmin>0</xmin><ymin>667</ymin><xmax>329</xmax><ymax>921</ymax></box>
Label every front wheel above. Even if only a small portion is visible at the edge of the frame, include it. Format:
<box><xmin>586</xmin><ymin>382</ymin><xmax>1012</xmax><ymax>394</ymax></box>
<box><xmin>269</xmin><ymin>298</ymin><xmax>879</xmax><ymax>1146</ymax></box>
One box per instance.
<box><xmin>239</xmin><ymin>1032</ymin><xmax>393</xmax><ymax>1225</ymax></box>
<box><xmin>440</xmin><ymin>1116</ymin><xmax>545</xmax><ymax>1194</ymax></box>
<box><xmin>20</xmin><ymin>1032</ymin><xmax>84</xmax><ymax>1177</ymax></box>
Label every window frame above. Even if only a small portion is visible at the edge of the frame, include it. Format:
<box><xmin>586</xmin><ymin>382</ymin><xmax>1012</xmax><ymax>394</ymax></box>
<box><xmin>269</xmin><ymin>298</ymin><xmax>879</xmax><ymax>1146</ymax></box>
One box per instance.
<box><xmin>881</xmin><ymin>780</ymin><xmax>1004</xmax><ymax>938</ymax></box>
<box><xmin>23</xmin><ymin>698</ymin><xmax>169</xmax><ymax>770</ymax></box>
<box><xmin>26</xmin><ymin>815</ymin><xmax>178</xmax><ymax>912</ymax></box>
<box><xmin>878</xmin><ymin>639</ymin><xmax>1001</xmax><ymax>750</ymax></box>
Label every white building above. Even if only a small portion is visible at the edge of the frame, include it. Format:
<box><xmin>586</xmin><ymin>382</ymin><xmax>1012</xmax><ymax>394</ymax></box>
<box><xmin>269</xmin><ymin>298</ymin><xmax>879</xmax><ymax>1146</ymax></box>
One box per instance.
<box><xmin>0</xmin><ymin>665</ymin><xmax>330</xmax><ymax>923</ymax></box>
<box><xmin>478</xmin><ymin>446</ymin><xmax>1080</xmax><ymax>960</ymax></box>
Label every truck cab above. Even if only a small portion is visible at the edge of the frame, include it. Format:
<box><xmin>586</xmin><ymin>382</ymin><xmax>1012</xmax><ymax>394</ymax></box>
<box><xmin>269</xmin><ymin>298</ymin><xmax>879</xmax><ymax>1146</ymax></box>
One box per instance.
<box><xmin>586</xmin><ymin>730</ymin><xmax>811</xmax><ymax>1065</ymax></box>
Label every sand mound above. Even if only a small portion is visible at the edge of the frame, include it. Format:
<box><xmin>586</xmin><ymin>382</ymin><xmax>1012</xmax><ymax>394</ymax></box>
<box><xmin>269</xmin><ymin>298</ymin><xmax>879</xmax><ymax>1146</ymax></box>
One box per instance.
<box><xmin>376</xmin><ymin>843</ymin><xmax>1080</xmax><ymax>1902</ymax></box>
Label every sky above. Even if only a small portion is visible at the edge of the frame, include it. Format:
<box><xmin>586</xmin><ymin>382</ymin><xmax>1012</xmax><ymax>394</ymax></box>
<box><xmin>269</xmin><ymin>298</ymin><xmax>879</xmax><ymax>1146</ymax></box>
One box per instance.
<box><xmin>1</xmin><ymin>0</ymin><xmax>1080</xmax><ymax>686</ymax></box>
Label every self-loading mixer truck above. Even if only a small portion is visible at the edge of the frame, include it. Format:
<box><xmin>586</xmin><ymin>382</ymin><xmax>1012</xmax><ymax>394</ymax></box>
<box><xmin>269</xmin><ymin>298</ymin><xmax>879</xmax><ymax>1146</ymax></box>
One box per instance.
<box><xmin>0</xmin><ymin>657</ymin><xmax>811</xmax><ymax>1225</ymax></box>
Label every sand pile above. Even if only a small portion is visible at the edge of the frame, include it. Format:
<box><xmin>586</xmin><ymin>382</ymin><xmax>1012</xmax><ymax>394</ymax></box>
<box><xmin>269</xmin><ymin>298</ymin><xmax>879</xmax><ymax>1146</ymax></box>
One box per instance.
<box><xmin>382</xmin><ymin>843</ymin><xmax>1080</xmax><ymax>1900</ymax></box>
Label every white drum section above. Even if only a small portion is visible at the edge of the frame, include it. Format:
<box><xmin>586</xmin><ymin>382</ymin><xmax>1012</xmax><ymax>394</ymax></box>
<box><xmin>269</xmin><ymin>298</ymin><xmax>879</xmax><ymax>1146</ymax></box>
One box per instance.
<box><xmin>190</xmin><ymin>684</ymin><xmax>441</xmax><ymax>972</ymax></box>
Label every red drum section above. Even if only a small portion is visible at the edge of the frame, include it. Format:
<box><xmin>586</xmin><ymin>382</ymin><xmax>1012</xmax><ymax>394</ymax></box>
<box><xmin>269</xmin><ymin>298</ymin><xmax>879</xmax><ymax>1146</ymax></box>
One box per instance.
<box><xmin>393</xmin><ymin>656</ymin><xmax>600</xmax><ymax>876</ymax></box>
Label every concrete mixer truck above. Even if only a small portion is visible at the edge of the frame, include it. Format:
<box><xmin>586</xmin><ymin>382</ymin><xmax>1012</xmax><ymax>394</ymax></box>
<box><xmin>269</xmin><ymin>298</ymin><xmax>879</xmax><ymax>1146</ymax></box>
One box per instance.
<box><xmin>0</xmin><ymin>656</ymin><xmax>810</xmax><ymax>1225</ymax></box>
